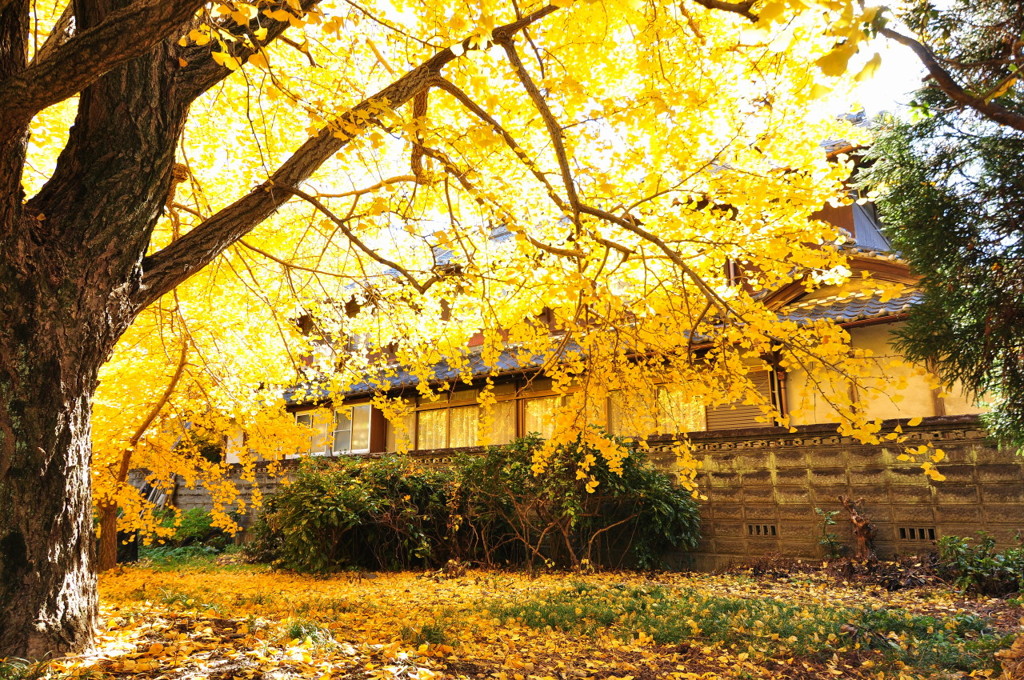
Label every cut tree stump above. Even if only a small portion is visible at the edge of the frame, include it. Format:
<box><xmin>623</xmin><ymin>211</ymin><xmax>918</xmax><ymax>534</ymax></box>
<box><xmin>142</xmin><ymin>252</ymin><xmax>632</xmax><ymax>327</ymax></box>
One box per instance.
<box><xmin>838</xmin><ymin>495</ymin><xmax>877</xmax><ymax>561</ymax></box>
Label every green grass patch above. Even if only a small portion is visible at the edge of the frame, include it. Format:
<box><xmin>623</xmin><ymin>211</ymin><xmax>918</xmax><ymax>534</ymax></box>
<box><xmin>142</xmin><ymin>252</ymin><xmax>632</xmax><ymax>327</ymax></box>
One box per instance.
<box><xmin>140</xmin><ymin>545</ymin><xmax>220</xmax><ymax>569</ymax></box>
<box><xmin>488</xmin><ymin>582</ymin><xmax>1012</xmax><ymax>674</ymax></box>
<box><xmin>400</xmin><ymin>610</ymin><xmax>461</xmax><ymax>647</ymax></box>
<box><xmin>0</xmin><ymin>658</ymin><xmax>92</xmax><ymax>680</ymax></box>
<box><xmin>282</xmin><ymin>619</ymin><xmax>334</xmax><ymax>646</ymax></box>
<box><xmin>138</xmin><ymin>543</ymin><xmax>258</xmax><ymax>572</ymax></box>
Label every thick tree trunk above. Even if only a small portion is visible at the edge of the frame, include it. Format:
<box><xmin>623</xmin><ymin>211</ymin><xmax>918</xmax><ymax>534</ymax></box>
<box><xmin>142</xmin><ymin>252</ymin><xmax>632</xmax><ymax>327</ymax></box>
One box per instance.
<box><xmin>0</xmin><ymin>175</ymin><xmax>178</xmax><ymax>656</ymax></box>
<box><xmin>0</xmin><ymin>0</ymin><xmax>185</xmax><ymax>651</ymax></box>
<box><xmin>0</xmin><ymin>288</ymin><xmax>107</xmax><ymax>657</ymax></box>
<box><xmin>0</xmin><ymin>0</ymin><xmax>511</xmax><ymax>655</ymax></box>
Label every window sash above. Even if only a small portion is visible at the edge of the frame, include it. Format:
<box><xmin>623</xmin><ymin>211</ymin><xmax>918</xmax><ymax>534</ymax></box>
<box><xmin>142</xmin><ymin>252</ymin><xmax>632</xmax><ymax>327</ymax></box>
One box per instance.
<box><xmin>523</xmin><ymin>395</ymin><xmax>561</xmax><ymax>439</ymax></box>
<box><xmin>333</xmin><ymin>410</ymin><xmax>352</xmax><ymax>452</ymax></box>
<box><xmin>351</xmin><ymin>404</ymin><xmax>371</xmax><ymax>451</ymax></box>
<box><xmin>295</xmin><ymin>410</ymin><xmax>331</xmax><ymax>455</ymax></box>
<box><xmin>448</xmin><ymin>405</ymin><xmax>478</xmax><ymax>448</ymax></box>
<box><xmin>415</xmin><ymin>404</ymin><xmax>480</xmax><ymax>449</ymax></box>
<box><xmin>332</xmin><ymin>404</ymin><xmax>371</xmax><ymax>454</ymax></box>
<box><xmin>417</xmin><ymin>409</ymin><xmax>447</xmax><ymax>450</ymax></box>
<box><xmin>485</xmin><ymin>400</ymin><xmax>516</xmax><ymax>446</ymax></box>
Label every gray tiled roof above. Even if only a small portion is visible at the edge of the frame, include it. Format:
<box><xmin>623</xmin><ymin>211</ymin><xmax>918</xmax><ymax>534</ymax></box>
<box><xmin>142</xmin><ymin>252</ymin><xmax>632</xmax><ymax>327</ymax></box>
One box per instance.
<box><xmin>287</xmin><ymin>289</ymin><xmax>921</xmax><ymax>403</ymax></box>
<box><xmin>782</xmin><ymin>289</ymin><xmax>921</xmax><ymax>324</ymax></box>
<box><xmin>343</xmin><ymin>345</ymin><xmax>556</xmax><ymax>396</ymax></box>
<box><xmin>286</xmin><ymin>344</ymin><xmax>571</xmax><ymax>402</ymax></box>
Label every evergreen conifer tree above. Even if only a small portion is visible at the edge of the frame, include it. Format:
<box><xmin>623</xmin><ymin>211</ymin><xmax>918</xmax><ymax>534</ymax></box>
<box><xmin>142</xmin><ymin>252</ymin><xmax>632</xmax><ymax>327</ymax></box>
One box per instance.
<box><xmin>863</xmin><ymin>0</ymin><xmax>1024</xmax><ymax>448</ymax></box>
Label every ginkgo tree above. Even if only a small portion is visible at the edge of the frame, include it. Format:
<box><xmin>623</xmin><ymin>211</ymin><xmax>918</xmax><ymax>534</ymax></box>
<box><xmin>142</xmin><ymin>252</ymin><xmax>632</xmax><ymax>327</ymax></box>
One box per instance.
<box><xmin>0</xmin><ymin>0</ymin><xmax>904</xmax><ymax>659</ymax></box>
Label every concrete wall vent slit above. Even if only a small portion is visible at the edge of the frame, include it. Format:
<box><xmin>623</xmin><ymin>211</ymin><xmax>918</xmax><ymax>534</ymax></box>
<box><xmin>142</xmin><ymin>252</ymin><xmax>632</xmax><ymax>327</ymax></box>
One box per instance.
<box><xmin>898</xmin><ymin>527</ymin><xmax>936</xmax><ymax>541</ymax></box>
<box><xmin>747</xmin><ymin>524</ymin><xmax>777</xmax><ymax>537</ymax></box>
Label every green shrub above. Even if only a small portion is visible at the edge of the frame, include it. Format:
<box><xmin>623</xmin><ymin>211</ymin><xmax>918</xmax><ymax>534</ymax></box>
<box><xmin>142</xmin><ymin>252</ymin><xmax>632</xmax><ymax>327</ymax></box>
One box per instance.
<box><xmin>242</xmin><ymin>495</ymin><xmax>286</xmax><ymax>565</ymax></box>
<box><xmin>175</xmin><ymin>508</ymin><xmax>223</xmax><ymax>545</ymax></box>
<box><xmin>246</xmin><ymin>434</ymin><xmax>700</xmax><ymax>572</ymax></box>
<box><xmin>936</xmin><ymin>533</ymin><xmax>1024</xmax><ymax>596</ymax></box>
<box><xmin>245</xmin><ymin>455</ymin><xmax>457</xmax><ymax>572</ymax></box>
<box><xmin>152</xmin><ymin>507</ymin><xmax>231</xmax><ymax>550</ymax></box>
<box><xmin>456</xmin><ymin>433</ymin><xmax>700</xmax><ymax>569</ymax></box>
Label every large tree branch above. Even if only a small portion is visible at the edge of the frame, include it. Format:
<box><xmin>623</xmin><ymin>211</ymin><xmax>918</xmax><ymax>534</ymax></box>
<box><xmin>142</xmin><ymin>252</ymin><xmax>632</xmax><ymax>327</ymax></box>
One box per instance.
<box><xmin>30</xmin><ymin>1</ymin><xmax>75</xmax><ymax>64</ymax></box>
<box><xmin>880</xmin><ymin>25</ymin><xmax>1024</xmax><ymax>132</ymax></box>
<box><xmin>135</xmin><ymin>4</ymin><xmax>560</xmax><ymax>311</ymax></box>
<box><xmin>690</xmin><ymin>0</ymin><xmax>756</xmax><ymax>22</ymax></box>
<box><xmin>174</xmin><ymin>0</ymin><xmax>324</xmax><ymax>104</ymax></box>
<box><xmin>0</xmin><ymin>0</ymin><xmax>205</xmax><ymax>138</ymax></box>
<box><xmin>499</xmin><ymin>39</ymin><xmax>581</xmax><ymax>225</ymax></box>
<box><xmin>0</xmin><ymin>0</ymin><xmax>28</xmax><ymax>239</ymax></box>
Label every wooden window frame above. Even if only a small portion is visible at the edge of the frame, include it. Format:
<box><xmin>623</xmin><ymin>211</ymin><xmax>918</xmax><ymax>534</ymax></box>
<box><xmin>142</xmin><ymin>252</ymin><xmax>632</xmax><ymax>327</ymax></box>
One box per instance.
<box><xmin>294</xmin><ymin>410</ymin><xmax>331</xmax><ymax>456</ymax></box>
<box><xmin>333</xmin><ymin>402</ymin><xmax>372</xmax><ymax>455</ymax></box>
<box><xmin>414</xmin><ymin>402</ymin><xmax>480</xmax><ymax>450</ymax></box>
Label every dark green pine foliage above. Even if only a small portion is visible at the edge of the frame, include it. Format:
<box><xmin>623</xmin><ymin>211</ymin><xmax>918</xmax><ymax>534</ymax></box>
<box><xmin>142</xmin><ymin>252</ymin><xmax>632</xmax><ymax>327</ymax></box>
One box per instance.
<box><xmin>860</xmin><ymin>0</ymin><xmax>1024</xmax><ymax>450</ymax></box>
<box><xmin>862</xmin><ymin>99</ymin><xmax>1024</xmax><ymax>449</ymax></box>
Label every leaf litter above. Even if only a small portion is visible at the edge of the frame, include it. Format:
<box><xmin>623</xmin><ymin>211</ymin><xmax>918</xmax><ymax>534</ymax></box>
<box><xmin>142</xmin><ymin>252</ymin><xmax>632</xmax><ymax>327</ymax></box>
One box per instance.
<box><xmin>31</xmin><ymin>565</ymin><xmax>1023</xmax><ymax>680</ymax></box>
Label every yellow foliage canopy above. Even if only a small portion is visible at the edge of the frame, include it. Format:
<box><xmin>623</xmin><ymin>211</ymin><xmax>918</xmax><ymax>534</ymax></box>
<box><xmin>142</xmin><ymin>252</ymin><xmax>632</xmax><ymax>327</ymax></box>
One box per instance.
<box><xmin>22</xmin><ymin>0</ymin><xmax>909</xmax><ymax>538</ymax></box>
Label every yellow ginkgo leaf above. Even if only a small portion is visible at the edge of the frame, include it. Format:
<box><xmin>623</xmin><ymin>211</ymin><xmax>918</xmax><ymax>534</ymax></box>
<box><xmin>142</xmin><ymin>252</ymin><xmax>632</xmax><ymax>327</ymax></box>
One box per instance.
<box><xmin>815</xmin><ymin>43</ymin><xmax>858</xmax><ymax>77</ymax></box>
<box><xmin>854</xmin><ymin>52</ymin><xmax>882</xmax><ymax>83</ymax></box>
<box><xmin>248</xmin><ymin>51</ymin><xmax>270</xmax><ymax>69</ymax></box>
<box><xmin>212</xmin><ymin>50</ymin><xmax>241</xmax><ymax>71</ymax></box>
<box><xmin>188</xmin><ymin>28</ymin><xmax>211</xmax><ymax>46</ymax></box>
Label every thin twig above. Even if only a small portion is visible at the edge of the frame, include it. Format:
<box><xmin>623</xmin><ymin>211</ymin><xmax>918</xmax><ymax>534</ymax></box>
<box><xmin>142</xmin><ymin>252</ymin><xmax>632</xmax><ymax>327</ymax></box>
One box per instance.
<box><xmin>499</xmin><ymin>39</ymin><xmax>581</xmax><ymax>225</ymax></box>
<box><xmin>278</xmin><ymin>184</ymin><xmax>441</xmax><ymax>294</ymax></box>
<box><xmin>578</xmin><ymin>203</ymin><xmax>731</xmax><ymax>314</ymax></box>
<box><xmin>315</xmin><ymin>176</ymin><xmax>421</xmax><ymax>198</ymax></box>
<box><xmin>237</xmin><ymin>239</ymin><xmax>357</xmax><ymax>279</ymax></box>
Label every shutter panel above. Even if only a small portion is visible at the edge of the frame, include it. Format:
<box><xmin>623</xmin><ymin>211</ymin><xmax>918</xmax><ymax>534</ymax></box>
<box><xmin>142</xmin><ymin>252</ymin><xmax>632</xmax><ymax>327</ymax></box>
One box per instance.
<box><xmin>706</xmin><ymin>371</ymin><xmax>772</xmax><ymax>431</ymax></box>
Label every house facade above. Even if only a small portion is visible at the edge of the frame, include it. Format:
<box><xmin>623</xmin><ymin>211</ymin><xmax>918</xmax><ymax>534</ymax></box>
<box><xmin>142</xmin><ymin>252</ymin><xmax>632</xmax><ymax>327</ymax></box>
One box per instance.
<box><xmin>202</xmin><ymin>202</ymin><xmax>1023</xmax><ymax>567</ymax></box>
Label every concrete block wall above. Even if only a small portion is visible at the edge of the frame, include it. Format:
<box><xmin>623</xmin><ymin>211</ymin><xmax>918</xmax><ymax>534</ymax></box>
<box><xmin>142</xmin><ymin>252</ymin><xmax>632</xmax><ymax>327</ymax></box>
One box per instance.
<box><xmin>171</xmin><ymin>462</ymin><xmax>296</xmax><ymax>519</ymax></box>
<box><xmin>650</xmin><ymin>415</ymin><xmax>1024</xmax><ymax>570</ymax></box>
<box><xmin>163</xmin><ymin>415</ymin><xmax>1023</xmax><ymax>570</ymax></box>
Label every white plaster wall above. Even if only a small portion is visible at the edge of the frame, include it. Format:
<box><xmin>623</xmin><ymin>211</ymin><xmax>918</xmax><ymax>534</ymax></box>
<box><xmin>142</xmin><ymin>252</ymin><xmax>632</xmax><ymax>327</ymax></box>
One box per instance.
<box><xmin>785</xmin><ymin>321</ymin><xmax>985</xmax><ymax>426</ymax></box>
<box><xmin>850</xmin><ymin>323</ymin><xmax>935</xmax><ymax>422</ymax></box>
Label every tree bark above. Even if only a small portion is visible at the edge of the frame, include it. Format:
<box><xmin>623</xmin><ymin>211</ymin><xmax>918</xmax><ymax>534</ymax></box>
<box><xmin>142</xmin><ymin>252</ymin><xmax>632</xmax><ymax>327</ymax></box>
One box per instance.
<box><xmin>0</xmin><ymin>0</ymin><xmax>187</xmax><ymax>654</ymax></box>
<box><xmin>96</xmin><ymin>503</ymin><xmax>120</xmax><ymax>573</ymax></box>
<box><xmin>0</xmin><ymin>282</ymin><xmax>104</xmax><ymax>657</ymax></box>
<box><xmin>0</xmin><ymin>186</ymin><xmax>172</xmax><ymax>656</ymax></box>
<box><xmin>0</xmin><ymin>0</ymin><xmax>559</xmax><ymax>656</ymax></box>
